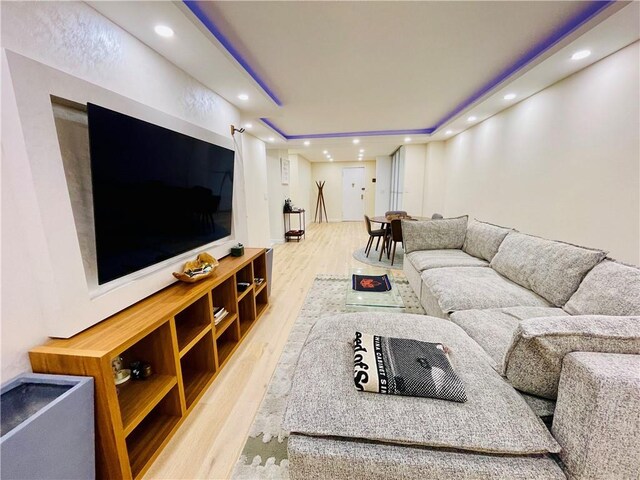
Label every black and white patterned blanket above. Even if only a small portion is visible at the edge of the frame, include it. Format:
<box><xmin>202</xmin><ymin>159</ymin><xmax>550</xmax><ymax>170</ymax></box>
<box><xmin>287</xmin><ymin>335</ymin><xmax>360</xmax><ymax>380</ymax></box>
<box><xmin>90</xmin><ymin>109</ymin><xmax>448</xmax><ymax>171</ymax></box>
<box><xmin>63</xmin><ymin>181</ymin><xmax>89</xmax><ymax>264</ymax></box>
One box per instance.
<box><xmin>353</xmin><ymin>331</ymin><xmax>467</xmax><ymax>403</ymax></box>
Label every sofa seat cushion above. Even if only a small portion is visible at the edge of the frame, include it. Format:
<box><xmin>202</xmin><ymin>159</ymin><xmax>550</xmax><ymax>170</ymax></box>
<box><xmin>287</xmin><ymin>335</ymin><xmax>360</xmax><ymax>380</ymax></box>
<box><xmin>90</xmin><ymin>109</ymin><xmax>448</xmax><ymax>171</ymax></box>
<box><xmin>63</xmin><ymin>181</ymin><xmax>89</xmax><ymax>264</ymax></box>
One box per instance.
<box><xmin>407</xmin><ymin>249</ymin><xmax>489</xmax><ymax>272</ymax></box>
<box><xmin>288</xmin><ymin>434</ymin><xmax>566</xmax><ymax>480</ymax></box>
<box><xmin>421</xmin><ymin>267</ymin><xmax>550</xmax><ymax>315</ymax></box>
<box><xmin>504</xmin><ymin>315</ymin><xmax>640</xmax><ymax>399</ymax></box>
<box><xmin>462</xmin><ymin>219</ymin><xmax>512</xmax><ymax>262</ymax></box>
<box><xmin>450</xmin><ymin>307</ymin><xmax>569</xmax><ymax>371</ymax></box>
<box><xmin>490</xmin><ymin>232</ymin><xmax>607</xmax><ymax>307</ymax></box>
<box><xmin>564</xmin><ymin>260</ymin><xmax>640</xmax><ymax>316</ymax></box>
<box><xmin>402</xmin><ymin>216</ymin><xmax>468</xmax><ymax>253</ymax></box>
<box><xmin>284</xmin><ymin>312</ymin><xmax>560</xmax><ymax>455</ymax></box>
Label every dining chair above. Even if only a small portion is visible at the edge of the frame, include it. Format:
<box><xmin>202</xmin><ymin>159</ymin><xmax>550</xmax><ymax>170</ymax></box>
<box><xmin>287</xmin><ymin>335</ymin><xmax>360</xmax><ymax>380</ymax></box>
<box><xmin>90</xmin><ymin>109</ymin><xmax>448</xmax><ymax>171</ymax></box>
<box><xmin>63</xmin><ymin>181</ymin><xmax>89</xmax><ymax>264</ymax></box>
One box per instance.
<box><xmin>381</xmin><ymin>219</ymin><xmax>403</xmax><ymax>265</ymax></box>
<box><xmin>385</xmin><ymin>210</ymin><xmax>408</xmax><ymax>218</ymax></box>
<box><xmin>364</xmin><ymin>215</ymin><xmax>386</xmax><ymax>257</ymax></box>
<box><xmin>380</xmin><ymin>211</ymin><xmax>407</xmax><ymax>255</ymax></box>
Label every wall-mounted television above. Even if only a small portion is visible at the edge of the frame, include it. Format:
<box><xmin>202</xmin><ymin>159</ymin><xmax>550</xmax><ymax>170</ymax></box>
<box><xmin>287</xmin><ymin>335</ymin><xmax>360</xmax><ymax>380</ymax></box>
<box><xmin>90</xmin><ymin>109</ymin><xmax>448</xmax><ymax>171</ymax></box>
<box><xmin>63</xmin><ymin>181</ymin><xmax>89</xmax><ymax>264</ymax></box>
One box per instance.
<box><xmin>88</xmin><ymin>103</ymin><xmax>235</xmax><ymax>285</ymax></box>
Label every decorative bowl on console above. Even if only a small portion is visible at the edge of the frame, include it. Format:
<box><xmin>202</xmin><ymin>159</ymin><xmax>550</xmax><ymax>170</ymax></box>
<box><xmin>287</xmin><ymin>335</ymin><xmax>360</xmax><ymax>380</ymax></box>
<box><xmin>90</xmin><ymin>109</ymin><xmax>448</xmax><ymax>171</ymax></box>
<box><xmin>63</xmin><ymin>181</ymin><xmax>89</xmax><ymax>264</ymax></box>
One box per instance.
<box><xmin>172</xmin><ymin>252</ymin><xmax>219</xmax><ymax>283</ymax></box>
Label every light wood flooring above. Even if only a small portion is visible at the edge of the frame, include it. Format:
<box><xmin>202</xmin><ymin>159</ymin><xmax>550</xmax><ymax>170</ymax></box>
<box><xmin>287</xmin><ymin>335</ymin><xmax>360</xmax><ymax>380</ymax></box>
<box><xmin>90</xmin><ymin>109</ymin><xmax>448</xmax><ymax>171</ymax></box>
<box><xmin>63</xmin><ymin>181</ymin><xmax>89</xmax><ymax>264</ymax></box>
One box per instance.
<box><xmin>145</xmin><ymin>221</ymin><xmax>389</xmax><ymax>479</ymax></box>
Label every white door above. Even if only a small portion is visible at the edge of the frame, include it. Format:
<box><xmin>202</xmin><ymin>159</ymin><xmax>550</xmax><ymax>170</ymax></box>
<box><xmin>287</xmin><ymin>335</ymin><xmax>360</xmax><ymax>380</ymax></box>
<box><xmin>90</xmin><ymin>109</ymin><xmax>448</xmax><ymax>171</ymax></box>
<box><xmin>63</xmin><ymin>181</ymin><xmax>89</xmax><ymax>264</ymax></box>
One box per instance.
<box><xmin>342</xmin><ymin>167</ymin><xmax>365</xmax><ymax>221</ymax></box>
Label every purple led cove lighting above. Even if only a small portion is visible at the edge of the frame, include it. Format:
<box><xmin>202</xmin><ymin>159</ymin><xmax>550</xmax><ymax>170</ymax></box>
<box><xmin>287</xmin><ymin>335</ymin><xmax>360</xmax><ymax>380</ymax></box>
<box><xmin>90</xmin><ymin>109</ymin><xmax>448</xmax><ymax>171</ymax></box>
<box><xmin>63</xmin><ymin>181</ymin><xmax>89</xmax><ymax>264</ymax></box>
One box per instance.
<box><xmin>183</xmin><ymin>1</ymin><xmax>283</xmax><ymax>107</ymax></box>
<box><xmin>190</xmin><ymin>0</ymin><xmax>614</xmax><ymax>139</ymax></box>
<box><xmin>259</xmin><ymin>118</ymin><xmax>288</xmax><ymax>139</ymax></box>
<box><xmin>287</xmin><ymin>127</ymin><xmax>434</xmax><ymax>140</ymax></box>
<box><xmin>431</xmin><ymin>0</ymin><xmax>615</xmax><ymax>131</ymax></box>
<box><xmin>260</xmin><ymin>119</ymin><xmax>433</xmax><ymax>139</ymax></box>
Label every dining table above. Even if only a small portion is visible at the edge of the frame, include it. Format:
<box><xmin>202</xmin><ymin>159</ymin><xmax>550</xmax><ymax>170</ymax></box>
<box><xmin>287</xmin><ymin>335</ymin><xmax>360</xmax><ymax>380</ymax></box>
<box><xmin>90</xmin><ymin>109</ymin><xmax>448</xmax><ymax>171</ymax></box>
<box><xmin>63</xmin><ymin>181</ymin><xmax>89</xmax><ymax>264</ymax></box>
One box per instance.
<box><xmin>369</xmin><ymin>215</ymin><xmax>428</xmax><ymax>225</ymax></box>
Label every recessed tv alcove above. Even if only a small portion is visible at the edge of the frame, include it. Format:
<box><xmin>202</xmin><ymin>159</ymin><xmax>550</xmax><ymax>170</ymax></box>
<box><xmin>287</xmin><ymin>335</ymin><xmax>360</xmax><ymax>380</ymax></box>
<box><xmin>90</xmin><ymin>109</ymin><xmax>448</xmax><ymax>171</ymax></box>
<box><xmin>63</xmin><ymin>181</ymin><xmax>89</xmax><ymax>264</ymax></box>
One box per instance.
<box><xmin>5</xmin><ymin>50</ymin><xmax>246</xmax><ymax>338</ymax></box>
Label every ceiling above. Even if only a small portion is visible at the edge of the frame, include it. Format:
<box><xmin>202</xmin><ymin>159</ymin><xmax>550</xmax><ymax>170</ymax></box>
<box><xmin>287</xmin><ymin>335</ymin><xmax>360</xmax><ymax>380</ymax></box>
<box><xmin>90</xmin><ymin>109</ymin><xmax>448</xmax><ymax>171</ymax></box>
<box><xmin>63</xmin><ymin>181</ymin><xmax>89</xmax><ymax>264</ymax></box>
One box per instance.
<box><xmin>90</xmin><ymin>1</ymin><xmax>639</xmax><ymax>162</ymax></box>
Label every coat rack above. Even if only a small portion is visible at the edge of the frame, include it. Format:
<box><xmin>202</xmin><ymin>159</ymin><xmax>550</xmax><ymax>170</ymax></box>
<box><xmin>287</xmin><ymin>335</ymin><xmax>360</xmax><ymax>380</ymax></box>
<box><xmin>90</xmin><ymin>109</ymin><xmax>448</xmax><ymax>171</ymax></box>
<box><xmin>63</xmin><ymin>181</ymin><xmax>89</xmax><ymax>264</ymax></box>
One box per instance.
<box><xmin>314</xmin><ymin>181</ymin><xmax>328</xmax><ymax>223</ymax></box>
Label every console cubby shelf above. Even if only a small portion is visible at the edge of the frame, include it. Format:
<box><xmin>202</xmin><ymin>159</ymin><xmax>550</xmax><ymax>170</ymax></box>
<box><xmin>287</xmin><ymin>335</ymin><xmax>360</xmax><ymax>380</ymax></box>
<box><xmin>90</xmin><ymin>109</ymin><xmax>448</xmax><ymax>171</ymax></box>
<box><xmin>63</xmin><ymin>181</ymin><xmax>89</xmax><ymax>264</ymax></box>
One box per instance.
<box><xmin>29</xmin><ymin>248</ymin><xmax>269</xmax><ymax>480</ymax></box>
<box><xmin>214</xmin><ymin>313</ymin><xmax>238</xmax><ymax>339</ymax></box>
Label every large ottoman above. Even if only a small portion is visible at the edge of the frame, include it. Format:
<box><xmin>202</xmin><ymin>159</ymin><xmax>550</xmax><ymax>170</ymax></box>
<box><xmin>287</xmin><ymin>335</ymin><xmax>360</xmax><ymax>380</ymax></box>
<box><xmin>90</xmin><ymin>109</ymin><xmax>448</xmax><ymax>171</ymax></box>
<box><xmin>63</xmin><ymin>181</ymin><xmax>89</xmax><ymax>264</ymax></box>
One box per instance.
<box><xmin>284</xmin><ymin>312</ymin><xmax>564</xmax><ymax>479</ymax></box>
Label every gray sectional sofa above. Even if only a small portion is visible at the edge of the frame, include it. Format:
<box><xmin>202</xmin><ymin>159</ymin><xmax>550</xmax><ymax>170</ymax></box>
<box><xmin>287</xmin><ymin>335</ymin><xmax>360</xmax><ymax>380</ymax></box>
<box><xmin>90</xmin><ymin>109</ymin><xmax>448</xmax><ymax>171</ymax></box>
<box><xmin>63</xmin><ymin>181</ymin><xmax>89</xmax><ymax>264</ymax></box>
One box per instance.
<box><xmin>284</xmin><ymin>216</ymin><xmax>640</xmax><ymax>479</ymax></box>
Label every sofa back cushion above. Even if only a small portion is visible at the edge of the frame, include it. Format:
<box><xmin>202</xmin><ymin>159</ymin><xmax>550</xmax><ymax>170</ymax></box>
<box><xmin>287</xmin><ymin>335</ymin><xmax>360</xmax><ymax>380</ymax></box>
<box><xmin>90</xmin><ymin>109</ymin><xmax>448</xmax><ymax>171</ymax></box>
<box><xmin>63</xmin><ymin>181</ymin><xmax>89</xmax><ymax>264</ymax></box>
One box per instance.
<box><xmin>462</xmin><ymin>219</ymin><xmax>512</xmax><ymax>261</ymax></box>
<box><xmin>402</xmin><ymin>216</ymin><xmax>468</xmax><ymax>254</ymax></box>
<box><xmin>564</xmin><ymin>260</ymin><xmax>640</xmax><ymax>316</ymax></box>
<box><xmin>503</xmin><ymin>315</ymin><xmax>640</xmax><ymax>399</ymax></box>
<box><xmin>490</xmin><ymin>232</ymin><xmax>607</xmax><ymax>307</ymax></box>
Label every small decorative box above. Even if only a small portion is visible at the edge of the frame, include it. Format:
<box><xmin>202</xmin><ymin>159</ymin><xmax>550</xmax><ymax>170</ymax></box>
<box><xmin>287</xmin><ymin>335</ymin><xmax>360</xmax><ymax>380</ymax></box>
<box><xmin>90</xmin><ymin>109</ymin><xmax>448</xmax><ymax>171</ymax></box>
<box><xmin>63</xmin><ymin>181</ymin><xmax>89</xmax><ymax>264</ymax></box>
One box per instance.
<box><xmin>231</xmin><ymin>243</ymin><xmax>244</xmax><ymax>257</ymax></box>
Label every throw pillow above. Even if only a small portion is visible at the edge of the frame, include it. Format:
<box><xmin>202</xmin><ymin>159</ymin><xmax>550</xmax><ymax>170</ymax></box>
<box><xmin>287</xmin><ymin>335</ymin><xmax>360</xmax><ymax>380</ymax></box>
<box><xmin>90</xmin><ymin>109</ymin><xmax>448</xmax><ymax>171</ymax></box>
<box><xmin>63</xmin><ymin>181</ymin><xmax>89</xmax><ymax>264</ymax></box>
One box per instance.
<box><xmin>490</xmin><ymin>232</ymin><xmax>607</xmax><ymax>307</ymax></box>
<box><xmin>462</xmin><ymin>219</ymin><xmax>512</xmax><ymax>261</ymax></box>
<box><xmin>564</xmin><ymin>260</ymin><xmax>640</xmax><ymax>316</ymax></box>
<box><xmin>354</xmin><ymin>331</ymin><xmax>467</xmax><ymax>402</ymax></box>
<box><xmin>402</xmin><ymin>215</ymin><xmax>468</xmax><ymax>253</ymax></box>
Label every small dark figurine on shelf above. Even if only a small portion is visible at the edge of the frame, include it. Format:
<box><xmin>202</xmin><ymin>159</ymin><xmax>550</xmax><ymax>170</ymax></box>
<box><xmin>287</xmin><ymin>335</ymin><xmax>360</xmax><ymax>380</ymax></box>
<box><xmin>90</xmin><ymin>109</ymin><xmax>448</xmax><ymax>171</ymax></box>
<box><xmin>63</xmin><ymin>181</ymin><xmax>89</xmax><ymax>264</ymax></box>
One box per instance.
<box><xmin>130</xmin><ymin>361</ymin><xmax>143</xmax><ymax>380</ymax></box>
<box><xmin>283</xmin><ymin>198</ymin><xmax>293</xmax><ymax>213</ymax></box>
<box><xmin>130</xmin><ymin>361</ymin><xmax>152</xmax><ymax>380</ymax></box>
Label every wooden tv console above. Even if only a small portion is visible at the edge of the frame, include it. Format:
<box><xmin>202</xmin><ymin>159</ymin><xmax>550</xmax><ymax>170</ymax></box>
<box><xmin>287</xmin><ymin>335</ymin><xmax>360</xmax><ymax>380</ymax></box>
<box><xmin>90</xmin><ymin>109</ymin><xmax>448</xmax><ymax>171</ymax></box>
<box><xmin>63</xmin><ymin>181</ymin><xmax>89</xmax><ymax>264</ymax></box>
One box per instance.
<box><xmin>30</xmin><ymin>248</ymin><xmax>269</xmax><ymax>479</ymax></box>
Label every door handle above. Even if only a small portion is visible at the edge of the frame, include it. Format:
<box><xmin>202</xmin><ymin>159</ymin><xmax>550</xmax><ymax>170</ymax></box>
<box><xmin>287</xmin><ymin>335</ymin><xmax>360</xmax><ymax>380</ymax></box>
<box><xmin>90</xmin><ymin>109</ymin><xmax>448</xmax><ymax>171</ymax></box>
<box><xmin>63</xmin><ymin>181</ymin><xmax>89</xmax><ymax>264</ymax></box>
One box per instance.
<box><xmin>361</xmin><ymin>194</ymin><xmax>364</xmax><ymax>200</ymax></box>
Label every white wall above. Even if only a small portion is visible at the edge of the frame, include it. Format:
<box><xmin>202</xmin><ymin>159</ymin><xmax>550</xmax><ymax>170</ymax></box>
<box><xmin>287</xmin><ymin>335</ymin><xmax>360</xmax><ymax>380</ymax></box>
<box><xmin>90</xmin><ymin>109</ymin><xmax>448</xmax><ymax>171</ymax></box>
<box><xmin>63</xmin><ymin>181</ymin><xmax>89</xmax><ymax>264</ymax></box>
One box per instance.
<box><xmin>241</xmin><ymin>134</ymin><xmax>270</xmax><ymax>247</ymax></box>
<box><xmin>310</xmin><ymin>161</ymin><xmax>376</xmax><ymax>221</ymax></box>
<box><xmin>422</xmin><ymin>141</ymin><xmax>446</xmax><ymax>217</ymax></box>
<box><xmin>288</xmin><ymin>154</ymin><xmax>313</xmax><ymax>216</ymax></box>
<box><xmin>375</xmin><ymin>155</ymin><xmax>392</xmax><ymax>215</ymax></box>
<box><xmin>433</xmin><ymin>41</ymin><xmax>640</xmax><ymax>264</ymax></box>
<box><xmin>266</xmin><ymin>149</ymin><xmax>290</xmax><ymax>242</ymax></box>
<box><xmin>0</xmin><ymin>2</ymin><xmax>268</xmax><ymax>380</ymax></box>
<box><xmin>265</xmin><ymin>152</ymin><xmax>313</xmax><ymax>240</ymax></box>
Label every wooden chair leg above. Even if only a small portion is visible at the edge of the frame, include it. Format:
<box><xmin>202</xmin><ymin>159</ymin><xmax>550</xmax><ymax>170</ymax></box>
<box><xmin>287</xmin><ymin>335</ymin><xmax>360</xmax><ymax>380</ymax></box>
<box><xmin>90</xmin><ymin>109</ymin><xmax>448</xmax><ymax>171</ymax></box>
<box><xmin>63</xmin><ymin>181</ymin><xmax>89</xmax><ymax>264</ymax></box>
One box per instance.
<box><xmin>379</xmin><ymin>236</ymin><xmax>387</xmax><ymax>261</ymax></box>
<box><xmin>375</xmin><ymin>236</ymin><xmax>381</xmax><ymax>251</ymax></box>
<box><xmin>391</xmin><ymin>242</ymin><xmax>397</xmax><ymax>265</ymax></box>
<box><xmin>365</xmin><ymin>236</ymin><xmax>373</xmax><ymax>257</ymax></box>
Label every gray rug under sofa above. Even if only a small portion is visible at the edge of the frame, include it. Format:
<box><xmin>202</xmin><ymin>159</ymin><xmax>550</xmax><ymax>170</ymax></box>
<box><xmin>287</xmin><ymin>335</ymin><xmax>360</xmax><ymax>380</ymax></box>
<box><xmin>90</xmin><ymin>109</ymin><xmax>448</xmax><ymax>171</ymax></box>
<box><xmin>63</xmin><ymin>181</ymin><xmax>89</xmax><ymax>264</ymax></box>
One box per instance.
<box><xmin>285</xmin><ymin>216</ymin><xmax>640</xmax><ymax>479</ymax></box>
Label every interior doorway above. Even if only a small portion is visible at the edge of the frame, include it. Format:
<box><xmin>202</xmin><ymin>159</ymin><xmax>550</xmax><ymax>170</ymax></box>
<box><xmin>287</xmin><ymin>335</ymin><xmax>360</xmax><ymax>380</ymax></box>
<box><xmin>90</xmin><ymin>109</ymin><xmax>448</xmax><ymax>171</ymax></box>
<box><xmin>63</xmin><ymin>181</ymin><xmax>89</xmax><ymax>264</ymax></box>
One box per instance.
<box><xmin>342</xmin><ymin>167</ymin><xmax>365</xmax><ymax>221</ymax></box>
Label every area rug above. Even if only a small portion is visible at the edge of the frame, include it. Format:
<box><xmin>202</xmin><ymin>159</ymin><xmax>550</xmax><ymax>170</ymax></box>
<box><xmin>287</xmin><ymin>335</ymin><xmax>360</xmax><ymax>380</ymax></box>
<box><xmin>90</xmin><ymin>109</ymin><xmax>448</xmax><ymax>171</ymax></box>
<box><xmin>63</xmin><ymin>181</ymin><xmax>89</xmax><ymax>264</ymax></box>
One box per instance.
<box><xmin>231</xmin><ymin>274</ymin><xmax>424</xmax><ymax>479</ymax></box>
<box><xmin>352</xmin><ymin>245</ymin><xmax>405</xmax><ymax>269</ymax></box>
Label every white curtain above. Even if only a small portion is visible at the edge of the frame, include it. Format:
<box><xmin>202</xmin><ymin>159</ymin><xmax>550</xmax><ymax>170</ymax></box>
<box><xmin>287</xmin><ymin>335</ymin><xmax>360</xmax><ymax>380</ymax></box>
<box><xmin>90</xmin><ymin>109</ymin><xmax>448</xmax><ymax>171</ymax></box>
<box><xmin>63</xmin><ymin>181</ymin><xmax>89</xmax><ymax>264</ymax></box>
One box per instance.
<box><xmin>389</xmin><ymin>147</ymin><xmax>404</xmax><ymax>211</ymax></box>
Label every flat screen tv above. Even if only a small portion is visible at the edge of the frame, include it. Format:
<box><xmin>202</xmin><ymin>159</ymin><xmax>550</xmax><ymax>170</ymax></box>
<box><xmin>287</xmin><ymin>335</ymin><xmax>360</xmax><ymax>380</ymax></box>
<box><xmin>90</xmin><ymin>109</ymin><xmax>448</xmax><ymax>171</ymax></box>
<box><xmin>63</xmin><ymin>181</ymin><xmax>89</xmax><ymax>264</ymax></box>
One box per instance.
<box><xmin>88</xmin><ymin>103</ymin><xmax>235</xmax><ymax>285</ymax></box>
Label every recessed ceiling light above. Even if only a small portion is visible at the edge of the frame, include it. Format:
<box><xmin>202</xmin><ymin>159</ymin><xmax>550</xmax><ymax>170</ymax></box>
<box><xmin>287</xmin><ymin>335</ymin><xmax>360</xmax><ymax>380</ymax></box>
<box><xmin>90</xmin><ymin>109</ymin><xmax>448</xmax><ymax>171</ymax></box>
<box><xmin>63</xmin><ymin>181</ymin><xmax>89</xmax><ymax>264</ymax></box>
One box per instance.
<box><xmin>329</xmin><ymin>158</ymin><xmax>334</xmax><ymax>162</ymax></box>
<box><xmin>268</xmin><ymin>137</ymin><xmax>274</xmax><ymax>142</ymax></box>
<box><xmin>503</xmin><ymin>93</ymin><xmax>517</xmax><ymax>100</ymax></box>
<box><xmin>467</xmin><ymin>116</ymin><xmax>477</xmax><ymax>122</ymax></box>
<box><xmin>303</xmin><ymin>140</ymin><xmax>310</xmax><ymax>146</ymax></box>
<box><xmin>359</xmin><ymin>149</ymin><xmax>364</xmax><ymax>153</ymax></box>
<box><xmin>571</xmin><ymin>50</ymin><xmax>591</xmax><ymax>60</ymax></box>
<box><xmin>244</xmin><ymin>123</ymin><xmax>252</xmax><ymax>129</ymax></box>
<box><xmin>154</xmin><ymin>25</ymin><xmax>174</xmax><ymax>37</ymax></box>
<box><xmin>404</xmin><ymin>137</ymin><xmax>411</xmax><ymax>142</ymax></box>
<box><xmin>445</xmin><ymin>130</ymin><xmax>453</xmax><ymax>135</ymax></box>
<box><xmin>358</xmin><ymin>158</ymin><xmax>362</xmax><ymax>161</ymax></box>
<box><xmin>323</xmin><ymin>150</ymin><xmax>328</xmax><ymax>154</ymax></box>
<box><xmin>353</xmin><ymin>139</ymin><xmax>360</xmax><ymax>144</ymax></box>
<box><xmin>238</xmin><ymin>93</ymin><xmax>249</xmax><ymax>101</ymax></box>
